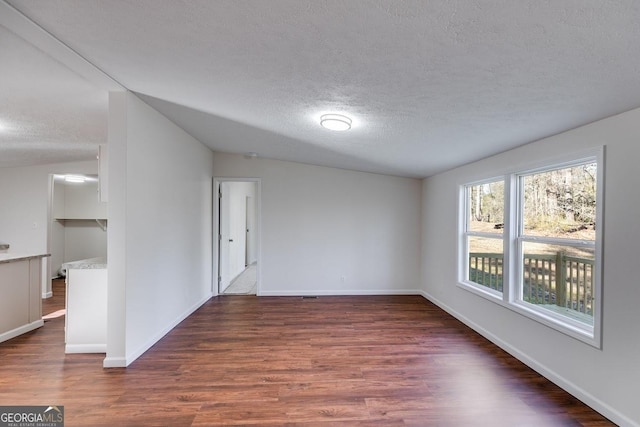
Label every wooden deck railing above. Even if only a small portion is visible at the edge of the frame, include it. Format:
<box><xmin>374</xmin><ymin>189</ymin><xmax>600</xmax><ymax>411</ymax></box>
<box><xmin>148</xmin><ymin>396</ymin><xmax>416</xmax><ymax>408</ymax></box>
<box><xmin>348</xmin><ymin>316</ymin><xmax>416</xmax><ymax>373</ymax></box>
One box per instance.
<box><xmin>468</xmin><ymin>253</ymin><xmax>503</xmax><ymax>292</ymax></box>
<box><xmin>469</xmin><ymin>252</ymin><xmax>594</xmax><ymax>316</ymax></box>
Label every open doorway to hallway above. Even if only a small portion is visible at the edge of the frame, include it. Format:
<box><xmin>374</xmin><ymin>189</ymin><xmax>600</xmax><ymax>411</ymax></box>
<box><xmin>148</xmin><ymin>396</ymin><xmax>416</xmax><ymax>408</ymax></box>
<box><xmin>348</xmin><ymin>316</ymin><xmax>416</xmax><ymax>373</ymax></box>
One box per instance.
<box><xmin>215</xmin><ymin>179</ymin><xmax>260</xmax><ymax>295</ymax></box>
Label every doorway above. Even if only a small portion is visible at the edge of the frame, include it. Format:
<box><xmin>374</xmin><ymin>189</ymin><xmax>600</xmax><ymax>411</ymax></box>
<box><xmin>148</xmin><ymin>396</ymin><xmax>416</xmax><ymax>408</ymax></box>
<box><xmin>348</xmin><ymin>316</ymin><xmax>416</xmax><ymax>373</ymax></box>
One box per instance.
<box><xmin>215</xmin><ymin>179</ymin><xmax>260</xmax><ymax>295</ymax></box>
<box><xmin>45</xmin><ymin>172</ymin><xmax>108</xmax><ymax>347</ymax></box>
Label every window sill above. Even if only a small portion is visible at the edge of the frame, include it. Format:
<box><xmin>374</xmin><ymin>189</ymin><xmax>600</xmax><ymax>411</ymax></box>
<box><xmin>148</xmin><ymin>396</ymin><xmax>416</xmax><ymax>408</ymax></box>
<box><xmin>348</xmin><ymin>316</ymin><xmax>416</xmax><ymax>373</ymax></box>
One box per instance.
<box><xmin>457</xmin><ymin>280</ymin><xmax>503</xmax><ymax>301</ymax></box>
<box><xmin>457</xmin><ymin>280</ymin><xmax>600</xmax><ymax>349</ymax></box>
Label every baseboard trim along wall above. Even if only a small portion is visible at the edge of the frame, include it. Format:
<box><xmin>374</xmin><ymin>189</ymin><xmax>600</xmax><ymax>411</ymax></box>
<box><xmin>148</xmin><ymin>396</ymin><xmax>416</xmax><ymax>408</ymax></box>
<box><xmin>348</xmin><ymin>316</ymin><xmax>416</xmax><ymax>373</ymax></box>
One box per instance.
<box><xmin>259</xmin><ymin>289</ymin><xmax>421</xmax><ymax>297</ymax></box>
<box><xmin>419</xmin><ymin>290</ymin><xmax>636</xmax><ymax>427</ymax></box>
<box><xmin>0</xmin><ymin>320</ymin><xmax>44</xmax><ymax>344</ymax></box>
<box><xmin>124</xmin><ymin>292</ymin><xmax>214</xmax><ymax>367</ymax></box>
<box><xmin>65</xmin><ymin>343</ymin><xmax>107</xmax><ymax>353</ymax></box>
<box><xmin>102</xmin><ymin>357</ymin><xmax>127</xmax><ymax>368</ymax></box>
<box><xmin>42</xmin><ymin>291</ymin><xmax>53</xmax><ymax>299</ymax></box>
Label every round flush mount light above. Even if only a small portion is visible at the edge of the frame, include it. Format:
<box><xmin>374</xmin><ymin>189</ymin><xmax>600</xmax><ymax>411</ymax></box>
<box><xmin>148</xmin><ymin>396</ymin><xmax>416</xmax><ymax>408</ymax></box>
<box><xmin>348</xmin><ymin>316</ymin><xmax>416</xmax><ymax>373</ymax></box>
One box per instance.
<box><xmin>320</xmin><ymin>114</ymin><xmax>352</xmax><ymax>131</ymax></box>
<box><xmin>64</xmin><ymin>175</ymin><xmax>87</xmax><ymax>183</ymax></box>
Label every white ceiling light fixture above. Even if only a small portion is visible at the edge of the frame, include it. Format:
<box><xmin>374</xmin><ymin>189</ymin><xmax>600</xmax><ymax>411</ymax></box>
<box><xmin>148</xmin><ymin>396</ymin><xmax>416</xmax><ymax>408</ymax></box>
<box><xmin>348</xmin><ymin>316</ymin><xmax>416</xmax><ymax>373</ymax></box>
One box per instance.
<box><xmin>320</xmin><ymin>114</ymin><xmax>352</xmax><ymax>131</ymax></box>
<box><xmin>65</xmin><ymin>175</ymin><xmax>87</xmax><ymax>183</ymax></box>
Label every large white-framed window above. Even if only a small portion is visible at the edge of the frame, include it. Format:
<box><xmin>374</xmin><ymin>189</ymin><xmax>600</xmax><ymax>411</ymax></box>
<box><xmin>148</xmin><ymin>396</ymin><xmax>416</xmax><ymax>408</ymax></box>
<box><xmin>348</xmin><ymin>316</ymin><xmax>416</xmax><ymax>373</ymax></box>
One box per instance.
<box><xmin>458</xmin><ymin>148</ymin><xmax>603</xmax><ymax>347</ymax></box>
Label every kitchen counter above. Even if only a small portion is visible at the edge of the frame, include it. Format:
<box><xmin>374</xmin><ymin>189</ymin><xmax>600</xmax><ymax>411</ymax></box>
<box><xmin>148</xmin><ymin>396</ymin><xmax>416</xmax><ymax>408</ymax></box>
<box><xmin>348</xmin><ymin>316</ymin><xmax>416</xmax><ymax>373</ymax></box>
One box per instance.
<box><xmin>0</xmin><ymin>253</ymin><xmax>50</xmax><ymax>264</ymax></box>
<box><xmin>62</xmin><ymin>256</ymin><xmax>107</xmax><ymax>270</ymax></box>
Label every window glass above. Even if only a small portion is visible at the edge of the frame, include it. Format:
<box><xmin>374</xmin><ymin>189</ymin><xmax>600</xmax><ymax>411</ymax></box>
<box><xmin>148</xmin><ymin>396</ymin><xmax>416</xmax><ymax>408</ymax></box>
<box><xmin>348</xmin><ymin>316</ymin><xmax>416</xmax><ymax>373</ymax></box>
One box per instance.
<box><xmin>522</xmin><ymin>163</ymin><xmax>597</xmax><ymax>240</ymax></box>
<box><xmin>468</xmin><ymin>180</ymin><xmax>504</xmax><ymax>234</ymax></box>
<box><xmin>468</xmin><ymin>236</ymin><xmax>503</xmax><ymax>292</ymax></box>
<box><xmin>521</xmin><ymin>242</ymin><xmax>595</xmax><ymax>326</ymax></box>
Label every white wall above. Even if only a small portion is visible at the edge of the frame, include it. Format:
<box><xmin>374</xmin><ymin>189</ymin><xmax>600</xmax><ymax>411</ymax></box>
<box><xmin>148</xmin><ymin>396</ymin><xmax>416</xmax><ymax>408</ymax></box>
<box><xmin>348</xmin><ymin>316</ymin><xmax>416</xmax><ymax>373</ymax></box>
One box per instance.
<box><xmin>421</xmin><ymin>108</ymin><xmax>640</xmax><ymax>426</ymax></box>
<box><xmin>0</xmin><ymin>160</ymin><xmax>99</xmax><ymax>294</ymax></box>
<box><xmin>60</xmin><ymin>178</ymin><xmax>107</xmax><ymax>219</ymax></box>
<box><xmin>106</xmin><ymin>91</ymin><xmax>214</xmax><ymax>367</ymax></box>
<box><xmin>213</xmin><ymin>152</ymin><xmax>422</xmax><ymax>296</ymax></box>
<box><xmin>51</xmin><ymin>176</ymin><xmax>66</xmax><ymax>278</ymax></box>
<box><xmin>51</xmin><ymin>220</ymin><xmax>107</xmax><ymax>277</ymax></box>
<box><xmin>62</xmin><ymin>221</ymin><xmax>107</xmax><ymax>263</ymax></box>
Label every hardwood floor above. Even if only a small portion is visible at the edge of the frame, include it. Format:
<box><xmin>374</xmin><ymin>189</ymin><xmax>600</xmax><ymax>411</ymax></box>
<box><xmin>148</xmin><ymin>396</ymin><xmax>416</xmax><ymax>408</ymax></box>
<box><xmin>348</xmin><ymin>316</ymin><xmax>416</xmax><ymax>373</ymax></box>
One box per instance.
<box><xmin>42</xmin><ymin>277</ymin><xmax>66</xmax><ymax>315</ymax></box>
<box><xmin>0</xmin><ymin>292</ymin><xmax>613</xmax><ymax>426</ymax></box>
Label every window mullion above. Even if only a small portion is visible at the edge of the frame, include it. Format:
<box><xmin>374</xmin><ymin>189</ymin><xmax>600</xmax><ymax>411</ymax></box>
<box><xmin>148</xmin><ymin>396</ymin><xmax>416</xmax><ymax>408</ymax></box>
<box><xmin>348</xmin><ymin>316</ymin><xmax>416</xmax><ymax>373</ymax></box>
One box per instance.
<box><xmin>503</xmin><ymin>174</ymin><xmax>518</xmax><ymax>304</ymax></box>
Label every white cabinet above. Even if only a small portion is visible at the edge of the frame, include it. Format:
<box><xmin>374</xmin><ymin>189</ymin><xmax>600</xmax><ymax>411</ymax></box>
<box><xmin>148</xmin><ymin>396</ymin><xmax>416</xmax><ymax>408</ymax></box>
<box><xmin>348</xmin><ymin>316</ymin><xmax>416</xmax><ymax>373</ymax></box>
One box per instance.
<box><xmin>65</xmin><ymin>263</ymin><xmax>107</xmax><ymax>353</ymax></box>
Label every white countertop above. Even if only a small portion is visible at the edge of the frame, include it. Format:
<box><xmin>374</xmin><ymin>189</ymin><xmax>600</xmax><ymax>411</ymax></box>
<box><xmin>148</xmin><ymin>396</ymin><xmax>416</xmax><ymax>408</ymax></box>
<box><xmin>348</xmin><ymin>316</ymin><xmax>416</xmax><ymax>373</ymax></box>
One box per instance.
<box><xmin>0</xmin><ymin>253</ymin><xmax>50</xmax><ymax>264</ymax></box>
<box><xmin>62</xmin><ymin>257</ymin><xmax>107</xmax><ymax>270</ymax></box>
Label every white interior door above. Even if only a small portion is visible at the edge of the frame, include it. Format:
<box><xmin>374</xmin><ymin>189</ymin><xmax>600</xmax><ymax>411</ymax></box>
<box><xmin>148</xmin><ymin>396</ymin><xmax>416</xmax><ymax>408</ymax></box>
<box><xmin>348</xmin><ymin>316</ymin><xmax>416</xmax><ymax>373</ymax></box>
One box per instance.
<box><xmin>245</xmin><ymin>196</ymin><xmax>250</xmax><ymax>266</ymax></box>
<box><xmin>219</xmin><ymin>182</ymin><xmax>231</xmax><ymax>292</ymax></box>
<box><xmin>228</xmin><ymin>183</ymin><xmax>247</xmax><ymax>279</ymax></box>
<box><xmin>246</xmin><ymin>195</ymin><xmax>256</xmax><ymax>265</ymax></box>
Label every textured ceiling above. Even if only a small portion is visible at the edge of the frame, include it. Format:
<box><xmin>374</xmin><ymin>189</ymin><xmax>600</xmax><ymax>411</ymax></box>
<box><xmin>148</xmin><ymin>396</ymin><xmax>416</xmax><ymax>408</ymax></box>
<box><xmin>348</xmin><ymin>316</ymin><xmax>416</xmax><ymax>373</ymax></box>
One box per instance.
<box><xmin>4</xmin><ymin>0</ymin><xmax>640</xmax><ymax>177</ymax></box>
<box><xmin>0</xmin><ymin>13</ymin><xmax>108</xmax><ymax>168</ymax></box>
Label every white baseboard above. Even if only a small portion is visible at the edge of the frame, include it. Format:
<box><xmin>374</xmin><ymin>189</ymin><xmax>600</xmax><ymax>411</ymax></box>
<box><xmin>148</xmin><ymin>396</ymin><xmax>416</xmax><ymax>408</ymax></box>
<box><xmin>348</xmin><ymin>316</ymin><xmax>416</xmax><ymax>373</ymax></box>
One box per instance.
<box><xmin>258</xmin><ymin>289</ymin><xmax>421</xmax><ymax>297</ymax></box>
<box><xmin>419</xmin><ymin>290</ymin><xmax>637</xmax><ymax>427</ymax></box>
<box><xmin>102</xmin><ymin>357</ymin><xmax>127</xmax><ymax>368</ymax></box>
<box><xmin>65</xmin><ymin>343</ymin><xmax>106</xmax><ymax>353</ymax></box>
<box><xmin>42</xmin><ymin>291</ymin><xmax>53</xmax><ymax>299</ymax></box>
<box><xmin>124</xmin><ymin>292</ymin><xmax>213</xmax><ymax>367</ymax></box>
<box><xmin>0</xmin><ymin>320</ymin><xmax>44</xmax><ymax>344</ymax></box>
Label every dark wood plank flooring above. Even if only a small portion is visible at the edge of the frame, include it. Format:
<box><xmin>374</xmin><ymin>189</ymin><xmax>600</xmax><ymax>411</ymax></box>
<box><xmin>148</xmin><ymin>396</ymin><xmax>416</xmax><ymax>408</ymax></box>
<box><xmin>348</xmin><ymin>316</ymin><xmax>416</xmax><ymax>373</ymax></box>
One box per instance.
<box><xmin>0</xmin><ymin>288</ymin><xmax>614</xmax><ymax>426</ymax></box>
<box><xmin>42</xmin><ymin>277</ymin><xmax>66</xmax><ymax>315</ymax></box>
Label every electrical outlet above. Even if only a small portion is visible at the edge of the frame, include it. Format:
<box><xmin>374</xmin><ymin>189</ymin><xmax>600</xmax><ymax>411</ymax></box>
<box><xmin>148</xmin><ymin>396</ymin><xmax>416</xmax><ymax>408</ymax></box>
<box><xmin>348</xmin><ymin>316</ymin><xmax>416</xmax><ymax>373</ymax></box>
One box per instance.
<box><xmin>340</xmin><ymin>276</ymin><xmax>346</xmax><ymax>283</ymax></box>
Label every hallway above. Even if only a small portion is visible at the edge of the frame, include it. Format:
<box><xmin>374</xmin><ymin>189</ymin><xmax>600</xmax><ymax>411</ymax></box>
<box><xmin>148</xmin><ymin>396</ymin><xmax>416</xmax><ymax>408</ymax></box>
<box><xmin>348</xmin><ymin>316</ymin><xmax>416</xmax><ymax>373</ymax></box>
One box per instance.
<box><xmin>221</xmin><ymin>263</ymin><xmax>256</xmax><ymax>295</ymax></box>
